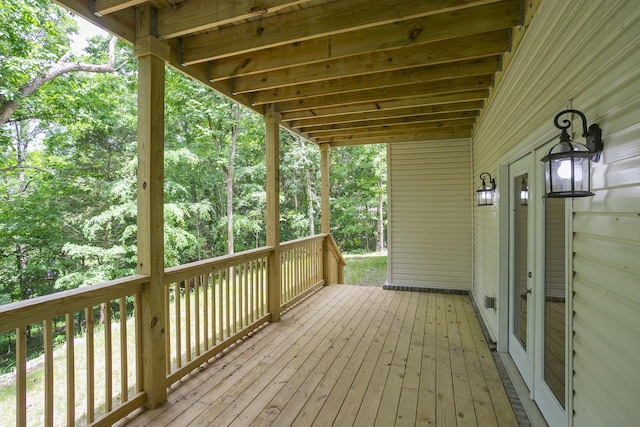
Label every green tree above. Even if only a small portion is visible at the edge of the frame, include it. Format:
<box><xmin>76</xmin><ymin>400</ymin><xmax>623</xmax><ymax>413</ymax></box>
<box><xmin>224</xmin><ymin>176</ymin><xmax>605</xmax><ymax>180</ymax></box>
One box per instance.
<box><xmin>331</xmin><ymin>144</ymin><xmax>387</xmax><ymax>252</ymax></box>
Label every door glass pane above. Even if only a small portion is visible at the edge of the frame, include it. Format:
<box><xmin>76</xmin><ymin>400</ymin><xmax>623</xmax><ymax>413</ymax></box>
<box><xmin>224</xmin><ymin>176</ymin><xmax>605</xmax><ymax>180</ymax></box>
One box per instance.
<box><xmin>544</xmin><ymin>198</ymin><xmax>566</xmax><ymax>408</ymax></box>
<box><xmin>513</xmin><ymin>173</ymin><xmax>528</xmax><ymax>349</ymax></box>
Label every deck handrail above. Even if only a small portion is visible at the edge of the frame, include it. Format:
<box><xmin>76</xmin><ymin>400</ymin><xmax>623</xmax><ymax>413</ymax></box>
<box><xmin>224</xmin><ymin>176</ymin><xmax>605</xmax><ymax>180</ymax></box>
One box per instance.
<box><xmin>163</xmin><ymin>246</ymin><xmax>275</xmax><ymax>284</ymax></box>
<box><xmin>0</xmin><ymin>234</ymin><xmax>345</xmax><ymax>426</ymax></box>
<box><xmin>326</xmin><ymin>234</ymin><xmax>346</xmax><ymax>267</ymax></box>
<box><xmin>0</xmin><ymin>274</ymin><xmax>149</xmax><ymax>333</ymax></box>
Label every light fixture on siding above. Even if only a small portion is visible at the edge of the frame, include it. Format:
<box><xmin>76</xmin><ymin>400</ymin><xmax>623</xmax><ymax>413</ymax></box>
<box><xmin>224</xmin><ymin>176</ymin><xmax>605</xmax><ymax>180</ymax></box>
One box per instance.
<box><xmin>476</xmin><ymin>172</ymin><xmax>496</xmax><ymax>206</ymax></box>
<box><xmin>541</xmin><ymin>109</ymin><xmax>603</xmax><ymax>198</ymax></box>
<box><xmin>520</xmin><ymin>175</ymin><xmax>528</xmax><ymax>206</ymax></box>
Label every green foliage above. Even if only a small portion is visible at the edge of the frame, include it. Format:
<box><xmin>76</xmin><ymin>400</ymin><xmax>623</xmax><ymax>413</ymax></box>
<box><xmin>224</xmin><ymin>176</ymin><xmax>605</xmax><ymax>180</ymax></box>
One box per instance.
<box><xmin>331</xmin><ymin>144</ymin><xmax>387</xmax><ymax>252</ymax></box>
<box><xmin>0</xmin><ymin>0</ymin><xmax>76</xmax><ymax>103</ymax></box>
<box><xmin>0</xmin><ymin>2</ymin><xmax>387</xmax><ymax>309</ymax></box>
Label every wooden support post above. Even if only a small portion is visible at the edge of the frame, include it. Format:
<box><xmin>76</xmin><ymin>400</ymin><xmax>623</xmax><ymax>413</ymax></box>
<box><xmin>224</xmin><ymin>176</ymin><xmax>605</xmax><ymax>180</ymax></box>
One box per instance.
<box><xmin>135</xmin><ymin>4</ymin><xmax>169</xmax><ymax>409</ymax></box>
<box><xmin>265</xmin><ymin>105</ymin><xmax>282</xmax><ymax>321</ymax></box>
<box><xmin>320</xmin><ymin>143</ymin><xmax>331</xmax><ymax>234</ymax></box>
<box><xmin>320</xmin><ymin>143</ymin><xmax>333</xmax><ymax>285</ymax></box>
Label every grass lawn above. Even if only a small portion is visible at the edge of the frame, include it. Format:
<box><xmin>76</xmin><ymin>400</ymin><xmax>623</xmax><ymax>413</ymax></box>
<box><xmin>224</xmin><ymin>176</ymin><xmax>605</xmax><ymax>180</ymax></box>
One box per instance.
<box><xmin>343</xmin><ymin>252</ymin><xmax>387</xmax><ymax>287</ymax></box>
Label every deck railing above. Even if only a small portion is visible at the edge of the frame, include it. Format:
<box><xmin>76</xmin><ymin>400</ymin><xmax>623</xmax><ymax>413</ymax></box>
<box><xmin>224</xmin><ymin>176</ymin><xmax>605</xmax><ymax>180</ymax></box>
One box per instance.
<box><xmin>0</xmin><ymin>234</ymin><xmax>344</xmax><ymax>426</ymax></box>
<box><xmin>163</xmin><ymin>246</ymin><xmax>272</xmax><ymax>386</ymax></box>
<box><xmin>0</xmin><ymin>275</ymin><xmax>148</xmax><ymax>427</ymax></box>
<box><xmin>280</xmin><ymin>235</ymin><xmax>325</xmax><ymax>310</ymax></box>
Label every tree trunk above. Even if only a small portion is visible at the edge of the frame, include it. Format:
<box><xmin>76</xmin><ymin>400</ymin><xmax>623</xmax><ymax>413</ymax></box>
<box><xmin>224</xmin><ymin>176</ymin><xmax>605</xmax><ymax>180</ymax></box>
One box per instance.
<box><xmin>226</xmin><ymin>103</ymin><xmax>239</xmax><ymax>254</ymax></box>
<box><xmin>0</xmin><ymin>38</ymin><xmax>119</xmax><ymax>127</ymax></box>
<box><xmin>14</xmin><ymin>122</ymin><xmax>30</xmax><ymax>299</ymax></box>
<box><xmin>306</xmin><ymin>167</ymin><xmax>315</xmax><ymax>236</ymax></box>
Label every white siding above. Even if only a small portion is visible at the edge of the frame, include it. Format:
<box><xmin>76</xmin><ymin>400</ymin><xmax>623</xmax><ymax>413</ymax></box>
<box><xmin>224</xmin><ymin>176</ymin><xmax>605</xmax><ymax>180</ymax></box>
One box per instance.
<box><xmin>471</xmin><ymin>0</ymin><xmax>640</xmax><ymax>425</ymax></box>
<box><xmin>388</xmin><ymin>139</ymin><xmax>472</xmax><ymax>290</ymax></box>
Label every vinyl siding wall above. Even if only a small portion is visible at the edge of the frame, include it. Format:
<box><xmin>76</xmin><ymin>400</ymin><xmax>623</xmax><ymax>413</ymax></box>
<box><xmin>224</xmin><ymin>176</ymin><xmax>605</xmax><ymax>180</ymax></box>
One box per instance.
<box><xmin>388</xmin><ymin>139</ymin><xmax>472</xmax><ymax>290</ymax></box>
<box><xmin>471</xmin><ymin>0</ymin><xmax>640</xmax><ymax>425</ymax></box>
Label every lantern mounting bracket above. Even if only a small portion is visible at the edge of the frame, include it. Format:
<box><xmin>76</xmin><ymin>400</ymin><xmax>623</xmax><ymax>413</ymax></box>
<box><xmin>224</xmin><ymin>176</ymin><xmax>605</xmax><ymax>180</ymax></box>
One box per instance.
<box><xmin>553</xmin><ymin>109</ymin><xmax>603</xmax><ymax>162</ymax></box>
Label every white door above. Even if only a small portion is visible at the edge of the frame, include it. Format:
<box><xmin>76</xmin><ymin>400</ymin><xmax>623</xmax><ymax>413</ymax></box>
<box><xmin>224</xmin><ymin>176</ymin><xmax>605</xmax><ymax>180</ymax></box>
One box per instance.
<box><xmin>508</xmin><ymin>154</ymin><xmax>534</xmax><ymax>388</ymax></box>
<box><xmin>507</xmin><ymin>147</ymin><xmax>569</xmax><ymax>426</ymax></box>
<box><xmin>532</xmin><ymin>143</ymin><xmax>568</xmax><ymax>426</ymax></box>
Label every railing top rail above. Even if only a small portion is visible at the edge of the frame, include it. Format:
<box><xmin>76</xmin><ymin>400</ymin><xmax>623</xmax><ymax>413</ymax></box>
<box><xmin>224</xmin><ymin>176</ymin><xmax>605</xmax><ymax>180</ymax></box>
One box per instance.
<box><xmin>164</xmin><ymin>245</ymin><xmax>275</xmax><ymax>284</ymax></box>
<box><xmin>280</xmin><ymin>234</ymin><xmax>326</xmax><ymax>251</ymax></box>
<box><xmin>326</xmin><ymin>235</ymin><xmax>346</xmax><ymax>266</ymax></box>
<box><xmin>0</xmin><ymin>274</ymin><xmax>149</xmax><ymax>333</ymax></box>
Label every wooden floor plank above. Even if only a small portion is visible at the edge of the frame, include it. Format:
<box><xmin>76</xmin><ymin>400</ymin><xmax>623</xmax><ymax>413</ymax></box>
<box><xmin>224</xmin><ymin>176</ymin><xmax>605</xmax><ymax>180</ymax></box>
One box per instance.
<box><xmin>417</xmin><ymin>292</ymin><xmax>437</xmax><ymax>426</ymax></box>
<box><xmin>195</xmin><ymin>287</ymin><xmax>374</xmax><ymax>425</ymax></box>
<box><xmin>119</xmin><ymin>287</ymin><xmax>518</xmax><ymax>427</ymax></box>
<box><xmin>446</xmin><ymin>293</ymin><xmax>478</xmax><ymax>426</ymax></box>
<box><xmin>454</xmin><ymin>295</ymin><xmax>498</xmax><ymax>426</ymax></box>
<box><xmin>352</xmin><ymin>292</ymin><xmax>410</xmax><ymax>427</ymax></box>
<box><xmin>266</xmin><ymin>289</ymin><xmax>390</xmax><ymax>427</ymax></box>
<box><xmin>311</xmin><ymin>289</ymin><xmax>396</xmax><ymax>427</ymax></box>
<box><xmin>435</xmin><ymin>293</ymin><xmax>457</xmax><ymax>426</ymax></box>
<box><xmin>461</xmin><ymin>297</ymin><xmax>518</xmax><ymax>427</ymax></box>
<box><xmin>374</xmin><ymin>291</ymin><xmax>420</xmax><ymax>427</ymax></box>
<box><xmin>396</xmin><ymin>292</ymin><xmax>426</xmax><ymax>426</ymax></box>
<box><xmin>330</xmin><ymin>290</ymin><xmax>404</xmax><ymax>426</ymax></box>
<box><xmin>120</xmin><ymin>285</ymin><xmax>354</xmax><ymax>426</ymax></box>
<box><xmin>291</xmin><ymin>288</ymin><xmax>391</xmax><ymax>426</ymax></box>
<box><xmin>232</xmin><ymin>286</ymin><xmax>378</xmax><ymax>427</ymax></box>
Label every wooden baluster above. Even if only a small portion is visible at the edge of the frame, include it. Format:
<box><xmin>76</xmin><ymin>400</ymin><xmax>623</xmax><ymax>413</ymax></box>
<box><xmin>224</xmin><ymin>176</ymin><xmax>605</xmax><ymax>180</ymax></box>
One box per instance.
<box><xmin>194</xmin><ymin>275</ymin><xmax>201</xmax><ymax>356</ymax></box>
<box><xmin>16</xmin><ymin>326</ymin><xmax>27</xmax><ymax>427</ymax></box>
<box><xmin>43</xmin><ymin>319</ymin><xmax>53</xmax><ymax>426</ymax></box>
<box><xmin>104</xmin><ymin>302</ymin><xmax>112</xmax><ymax>412</ymax></box>
<box><xmin>175</xmin><ymin>282</ymin><xmax>182</xmax><ymax>368</ymax></box>
<box><xmin>119</xmin><ymin>297</ymin><xmax>128</xmax><ymax>403</ymax></box>
<box><xmin>251</xmin><ymin>260</ymin><xmax>257</xmax><ymax>322</ymax></box>
<box><xmin>202</xmin><ymin>273</ymin><xmax>209</xmax><ymax>351</ymax></box>
<box><xmin>224</xmin><ymin>269</ymin><xmax>230</xmax><ymax>339</ymax></box>
<box><xmin>164</xmin><ymin>284</ymin><xmax>171</xmax><ymax>376</ymax></box>
<box><xmin>185</xmin><ymin>278</ymin><xmax>191</xmax><ymax>362</ymax></box>
<box><xmin>86</xmin><ymin>307</ymin><xmax>95</xmax><ymax>422</ymax></box>
<box><xmin>243</xmin><ymin>263</ymin><xmax>249</xmax><ymax>327</ymax></box>
<box><xmin>135</xmin><ymin>293</ymin><xmax>142</xmax><ymax>393</ymax></box>
<box><xmin>66</xmin><ymin>313</ymin><xmax>75</xmax><ymax>426</ymax></box>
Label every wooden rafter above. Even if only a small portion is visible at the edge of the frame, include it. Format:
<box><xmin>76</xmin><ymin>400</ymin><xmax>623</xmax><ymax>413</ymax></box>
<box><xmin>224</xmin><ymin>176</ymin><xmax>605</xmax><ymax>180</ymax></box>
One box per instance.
<box><xmin>55</xmin><ymin>0</ymin><xmax>526</xmax><ymax>145</ymax></box>
<box><xmin>156</xmin><ymin>0</ymin><xmax>310</xmax><ymax>39</ymax></box>
<box><xmin>180</xmin><ymin>0</ymin><xmax>502</xmax><ymax>64</ymax></box>
<box><xmin>207</xmin><ymin>1</ymin><xmax>520</xmax><ymax>81</ymax></box>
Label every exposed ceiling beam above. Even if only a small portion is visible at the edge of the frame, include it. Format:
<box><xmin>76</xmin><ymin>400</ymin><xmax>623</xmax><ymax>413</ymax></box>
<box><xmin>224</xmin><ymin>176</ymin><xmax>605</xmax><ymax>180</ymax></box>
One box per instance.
<box><xmin>156</xmin><ymin>0</ymin><xmax>309</xmax><ymax>39</ymax></box>
<box><xmin>206</xmin><ymin>0</ymin><xmax>520</xmax><ymax>80</ymax></box>
<box><xmin>289</xmin><ymin>101</ymin><xmax>483</xmax><ymax>129</ymax></box>
<box><xmin>276</xmin><ymin>76</ymin><xmax>493</xmax><ymax>112</ymax></box>
<box><xmin>281</xmin><ymin>91</ymin><xmax>488</xmax><ymax>121</ymax></box>
<box><xmin>92</xmin><ymin>0</ymin><xmax>146</xmax><ymax>16</ymax></box>
<box><xmin>233</xmin><ymin>30</ymin><xmax>507</xmax><ymax>93</ymax></box>
<box><xmin>302</xmin><ymin>112</ymin><xmax>479</xmax><ymax>134</ymax></box>
<box><xmin>326</xmin><ymin>128</ymin><xmax>473</xmax><ymax>146</ymax></box>
<box><xmin>249</xmin><ymin>58</ymin><xmax>499</xmax><ymax>105</ymax></box>
<box><xmin>180</xmin><ymin>0</ymin><xmax>502</xmax><ymax>64</ymax></box>
<box><xmin>307</xmin><ymin>119</ymin><xmax>477</xmax><ymax>140</ymax></box>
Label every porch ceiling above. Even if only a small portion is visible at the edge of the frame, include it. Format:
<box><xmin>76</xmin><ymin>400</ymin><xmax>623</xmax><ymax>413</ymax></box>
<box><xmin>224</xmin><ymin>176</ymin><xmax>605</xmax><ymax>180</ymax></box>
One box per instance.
<box><xmin>56</xmin><ymin>0</ymin><xmax>524</xmax><ymax>147</ymax></box>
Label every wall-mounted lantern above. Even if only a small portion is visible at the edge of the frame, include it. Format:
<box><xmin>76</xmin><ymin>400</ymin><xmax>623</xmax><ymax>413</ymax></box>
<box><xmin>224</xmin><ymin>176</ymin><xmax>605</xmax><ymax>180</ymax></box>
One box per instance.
<box><xmin>541</xmin><ymin>109</ymin><xmax>603</xmax><ymax>198</ymax></box>
<box><xmin>476</xmin><ymin>172</ymin><xmax>496</xmax><ymax>206</ymax></box>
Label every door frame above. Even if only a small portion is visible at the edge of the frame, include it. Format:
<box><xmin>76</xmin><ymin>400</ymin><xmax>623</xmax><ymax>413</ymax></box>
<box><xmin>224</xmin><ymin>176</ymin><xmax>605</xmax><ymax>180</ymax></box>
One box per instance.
<box><xmin>506</xmin><ymin>154</ymin><xmax>535</xmax><ymax>389</ymax></box>
<box><xmin>496</xmin><ymin>131</ymin><xmax>573</xmax><ymax>426</ymax></box>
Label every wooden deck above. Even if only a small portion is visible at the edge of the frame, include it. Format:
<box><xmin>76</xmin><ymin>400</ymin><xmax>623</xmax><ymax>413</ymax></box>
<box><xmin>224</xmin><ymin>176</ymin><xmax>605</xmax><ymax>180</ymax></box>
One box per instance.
<box><xmin>118</xmin><ymin>285</ymin><xmax>517</xmax><ymax>426</ymax></box>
